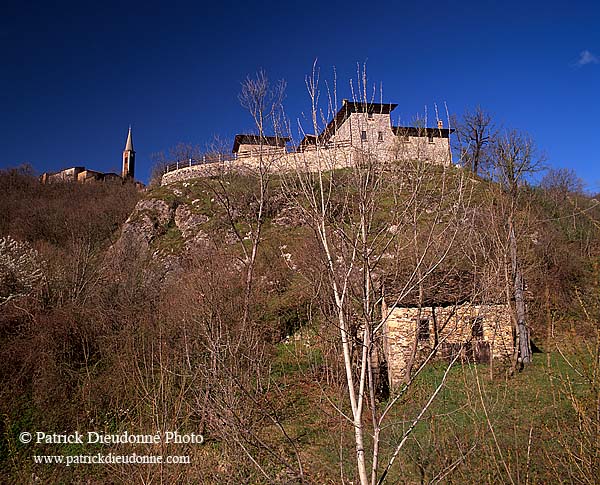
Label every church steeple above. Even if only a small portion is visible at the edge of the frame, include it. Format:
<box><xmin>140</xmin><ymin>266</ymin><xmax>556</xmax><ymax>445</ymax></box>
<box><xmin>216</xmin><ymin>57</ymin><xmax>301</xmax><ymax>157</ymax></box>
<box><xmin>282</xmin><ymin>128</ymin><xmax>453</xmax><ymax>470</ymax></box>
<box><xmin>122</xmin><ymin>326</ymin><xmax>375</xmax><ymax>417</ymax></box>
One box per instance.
<box><xmin>122</xmin><ymin>126</ymin><xmax>135</xmax><ymax>180</ymax></box>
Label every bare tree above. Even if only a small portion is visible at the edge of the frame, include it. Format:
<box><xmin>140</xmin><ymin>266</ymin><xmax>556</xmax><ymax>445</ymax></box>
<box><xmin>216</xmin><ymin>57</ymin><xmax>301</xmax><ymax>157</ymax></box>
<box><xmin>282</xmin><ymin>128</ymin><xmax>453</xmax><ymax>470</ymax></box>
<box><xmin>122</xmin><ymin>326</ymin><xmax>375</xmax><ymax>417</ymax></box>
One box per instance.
<box><xmin>456</xmin><ymin>106</ymin><xmax>496</xmax><ymax>176</ymax></box>
<box><xmin>492</xmin><ymin>129</ymin><xmax>543</xmax><ymax>366</ymax></box>
<box><xmin>181</xmin><ymin>72</ymin><xmax>303</xmax><ymax>481</ymax></box>
<box><xmin>150</xmin><ymin>143</ymin><xmax>204</xmax><ymax>186</ymax></box>
<box><xmin>540</xmin><ymin>167</ymin><xmax>584</xmax><ymax>197</ymax></box>
<box><xmin>224</xmin><ymin>70</ymin><xmax>286</xmax><ymax>326</ymax></box>
<box><xmin>0</xmin><ymin>236</ymin><xmax>44</xmax><ymax>306</ymax></box>
<box><xmin>284</xmin><ymin>63</ymin><xmax>473</xmax><ymax>484</ymax></box>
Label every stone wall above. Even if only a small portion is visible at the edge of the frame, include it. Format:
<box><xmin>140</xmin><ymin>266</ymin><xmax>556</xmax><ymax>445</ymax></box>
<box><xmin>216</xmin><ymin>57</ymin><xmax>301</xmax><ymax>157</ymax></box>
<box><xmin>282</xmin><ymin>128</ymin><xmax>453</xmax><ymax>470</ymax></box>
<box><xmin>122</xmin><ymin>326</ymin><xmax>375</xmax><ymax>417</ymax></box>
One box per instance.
<box><xmin>161</xmin><ymin>107</ymin><xmax>452</xmax><ymax>185</ymax></box>
<box><xmin>392</xmin><ymin>135</ymin><xmax>452</xmax><ymax>164</ymax></box>
<box><xmin>237</xmin><ymin>145</ymin><xmax>286</xmax><ymax>157</ymax></box>
<box><xmin>161</xmin><ymin>130</ymin><xmax>450</xmax><ymax>185</ymax></box>
<box><xmin>329</xmin><ymin>112</ymin><xmax>393</xmax><ymax>149</ymax></box>
<box><xmin>329</xmin><ymin>112</ymin><xmax>451</xmax><ymax>164</ymax></box>
<box><xmin>382</xmin><ymin>301</ymin><xmax>514</xmax><ymax>388</ymax></box>
<box><xmin>161</xmin><ymin>160</ymin><xmax>252</xmax><ymax>184</ymax></box>
<box><xmin>161</xmin><ymin>147</ymin><xmax>356</xmax><ymax>185</ymax></box>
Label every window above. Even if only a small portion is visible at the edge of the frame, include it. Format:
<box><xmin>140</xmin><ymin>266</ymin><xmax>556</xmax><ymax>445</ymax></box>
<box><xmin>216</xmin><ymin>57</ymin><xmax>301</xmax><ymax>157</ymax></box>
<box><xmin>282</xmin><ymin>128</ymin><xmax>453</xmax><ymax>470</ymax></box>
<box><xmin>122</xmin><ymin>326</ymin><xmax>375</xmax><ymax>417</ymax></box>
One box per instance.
<box><xmin>471</xmin><ymin>317</ymin><xmax>484</xmax><ymax>339</ymax></box>
<box><xmin>427</xmin><ymin>133</ymin><xmax>434</xmax><ymax>143</ymax></box>
<box><xmin>368</xmin><ymin>111</ymin><xmax>374</xmax><ymax>120</ymax></box>
<box><xmin>402</xmin><ymin>135</ymin><xmax>410</xmax><ymax>143</ymax></box>
<box><xmin>361</xmin><ymin>130</ymin><xmax>367</xmax><ymax>141</ymax></box>
<box><xmin>418</xmin><ymin>318</ymin><xmax>430</xmax><ymax>341</ymax></box>
<box><xmin>378</xmin><ymin>131</ymin><xmax>384</xmax><ymax>142</ymax></box>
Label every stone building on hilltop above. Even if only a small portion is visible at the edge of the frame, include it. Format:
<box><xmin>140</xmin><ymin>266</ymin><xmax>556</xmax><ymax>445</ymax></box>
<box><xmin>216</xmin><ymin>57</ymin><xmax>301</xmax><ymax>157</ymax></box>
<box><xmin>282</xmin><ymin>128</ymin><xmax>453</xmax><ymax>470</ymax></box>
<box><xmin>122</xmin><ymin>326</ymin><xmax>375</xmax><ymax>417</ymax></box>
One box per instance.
<box><xmin>233</xmin><ymin>134</ymin><xmax>290</xmax><ymax>158</ymax></box>
<box><xmin>161</xmin><ymin>100</ymin><xmax>454</xmax><ymax>184</ymax></box>
<box><xmin>297</xmin><ymin>100</ymin><xmax>452</xmax><ymax>162</ymax></box>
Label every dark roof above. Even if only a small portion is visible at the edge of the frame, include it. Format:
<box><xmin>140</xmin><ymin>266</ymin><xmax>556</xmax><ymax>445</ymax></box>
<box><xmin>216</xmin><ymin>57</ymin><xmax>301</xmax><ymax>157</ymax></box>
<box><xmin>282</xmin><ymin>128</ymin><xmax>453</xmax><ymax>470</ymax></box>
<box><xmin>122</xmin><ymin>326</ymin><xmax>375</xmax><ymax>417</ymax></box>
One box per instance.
<box><xmin>232</xmin><ymin>134</ymin><xmax>290</xmax><ymax>153</ymax></box>
<box><xmin>296</xmin><ymin>134</ymin><xmax>318</xmax><ymax>151</ymax></box>
<box><xmin>299</xmin><ymin>134</ymin><xmax>317</xmax><ymax>144</ymax></box>
<box><xmin>392</xmin><ymin>126</ymin><xmax>454</xmax><ymax>138</ymax></box>
<box><xmin>383</xmin><ymin>269</ymin><xmax>502</xmax><ymax>307</ymax></box>
<box><xmin>319</xmin><ymin>100</ymin><xmax>398</xmax><ymax>142</ymax></box>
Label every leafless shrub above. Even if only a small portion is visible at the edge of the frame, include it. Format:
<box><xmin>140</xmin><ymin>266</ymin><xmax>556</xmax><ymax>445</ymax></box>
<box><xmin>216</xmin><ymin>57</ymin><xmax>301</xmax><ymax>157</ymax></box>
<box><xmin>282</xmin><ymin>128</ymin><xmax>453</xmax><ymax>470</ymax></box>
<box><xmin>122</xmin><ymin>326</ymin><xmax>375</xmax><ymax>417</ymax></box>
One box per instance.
<box><xmin>0</xmin><ymin>236</ymin><xmax>44</xmax><ymax>306</ymax></box>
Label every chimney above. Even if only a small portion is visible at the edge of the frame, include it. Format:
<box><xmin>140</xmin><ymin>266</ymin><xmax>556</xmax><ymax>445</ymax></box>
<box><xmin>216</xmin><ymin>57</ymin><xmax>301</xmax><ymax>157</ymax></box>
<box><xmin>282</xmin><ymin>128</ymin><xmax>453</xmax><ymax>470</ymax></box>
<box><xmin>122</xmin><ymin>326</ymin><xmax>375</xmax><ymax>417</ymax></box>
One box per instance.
<box><xmin>437</xmin><ymin>120</ymin><xmax>443</xmax><ymax>129</ymax></box>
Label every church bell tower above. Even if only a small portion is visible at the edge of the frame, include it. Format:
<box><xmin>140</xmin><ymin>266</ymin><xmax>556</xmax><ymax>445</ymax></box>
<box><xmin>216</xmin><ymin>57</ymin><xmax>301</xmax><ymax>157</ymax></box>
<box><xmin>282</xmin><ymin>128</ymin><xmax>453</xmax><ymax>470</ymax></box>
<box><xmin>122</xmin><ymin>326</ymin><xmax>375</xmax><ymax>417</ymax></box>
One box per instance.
<box><xmin>122</xmin><ymin>126</ymin><xmax>135</xmax><ymax>180</ymax></box>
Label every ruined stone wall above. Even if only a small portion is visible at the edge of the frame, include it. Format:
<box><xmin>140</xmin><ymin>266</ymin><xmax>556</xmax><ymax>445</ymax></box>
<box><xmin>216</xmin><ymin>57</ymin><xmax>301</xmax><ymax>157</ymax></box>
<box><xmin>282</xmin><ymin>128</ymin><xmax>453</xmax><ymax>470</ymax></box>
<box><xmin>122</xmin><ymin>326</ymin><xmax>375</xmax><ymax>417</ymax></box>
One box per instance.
<box><xmin>383</xmin><ymin>302</ymin><xmax>513</xmax><ymax>388</ymax></box>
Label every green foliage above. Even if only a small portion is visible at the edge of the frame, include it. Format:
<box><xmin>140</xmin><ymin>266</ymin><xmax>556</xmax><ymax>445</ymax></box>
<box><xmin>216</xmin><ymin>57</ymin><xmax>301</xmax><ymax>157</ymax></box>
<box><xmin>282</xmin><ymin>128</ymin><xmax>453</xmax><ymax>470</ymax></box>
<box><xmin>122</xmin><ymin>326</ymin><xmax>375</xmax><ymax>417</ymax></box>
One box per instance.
<box><xmin>155</xmin><ymin>223</ymin><xmax>184</xmax><ymax>253</ymax></box>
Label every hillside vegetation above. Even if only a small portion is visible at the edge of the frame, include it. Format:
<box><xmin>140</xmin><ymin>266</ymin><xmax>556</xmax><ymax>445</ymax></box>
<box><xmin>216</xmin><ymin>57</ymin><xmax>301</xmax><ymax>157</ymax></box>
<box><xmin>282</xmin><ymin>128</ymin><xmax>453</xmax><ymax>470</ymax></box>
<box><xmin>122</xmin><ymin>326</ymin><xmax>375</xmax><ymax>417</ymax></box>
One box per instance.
<box><xmin>0</xmin><ymin>161</ymin><xmax>599</xmax><ymax>484</ymax></box>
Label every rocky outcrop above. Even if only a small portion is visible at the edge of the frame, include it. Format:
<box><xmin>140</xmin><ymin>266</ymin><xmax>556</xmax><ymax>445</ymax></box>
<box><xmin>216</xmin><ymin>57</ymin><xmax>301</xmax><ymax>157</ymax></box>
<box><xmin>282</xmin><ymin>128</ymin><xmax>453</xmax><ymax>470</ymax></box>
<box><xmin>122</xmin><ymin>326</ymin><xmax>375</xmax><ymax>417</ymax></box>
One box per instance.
<box><xmin>174</xmin><ymin>205</ymin><xmax>210</xmax><ymax>250</ymax></box>
<box><xmin>107</xmin><ymin>194</ymin><xmax>208</xmax><ymax>272</ymax></box>
<box><xmin>108</xmin><ymin>198</ymin><xmax>175</xmax><ymax>264</ymax></box>
<box><xmin>106</xmin><ymin>179</ymin><xmax>306</xmax><ymax>280</ymax></box>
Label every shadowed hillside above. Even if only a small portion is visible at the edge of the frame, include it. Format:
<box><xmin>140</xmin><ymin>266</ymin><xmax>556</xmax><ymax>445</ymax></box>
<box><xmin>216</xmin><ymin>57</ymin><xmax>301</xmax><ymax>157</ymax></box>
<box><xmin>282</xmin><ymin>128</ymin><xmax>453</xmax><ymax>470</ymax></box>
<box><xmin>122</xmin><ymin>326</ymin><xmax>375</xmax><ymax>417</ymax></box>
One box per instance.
<box><xmin>0</xmin><ymin>163</ymin><xmax>599</xmax><ymax>484</ymax></box>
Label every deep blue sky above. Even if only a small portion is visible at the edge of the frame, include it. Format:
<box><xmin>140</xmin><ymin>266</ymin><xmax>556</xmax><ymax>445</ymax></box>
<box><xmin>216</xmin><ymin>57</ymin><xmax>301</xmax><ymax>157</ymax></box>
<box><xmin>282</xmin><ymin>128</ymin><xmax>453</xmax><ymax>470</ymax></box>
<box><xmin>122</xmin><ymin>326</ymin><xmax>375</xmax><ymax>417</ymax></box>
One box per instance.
<box><xmin>1</xmin><ymin>0</ymin><xmax>599</xmax><ymax>190</ymax></box>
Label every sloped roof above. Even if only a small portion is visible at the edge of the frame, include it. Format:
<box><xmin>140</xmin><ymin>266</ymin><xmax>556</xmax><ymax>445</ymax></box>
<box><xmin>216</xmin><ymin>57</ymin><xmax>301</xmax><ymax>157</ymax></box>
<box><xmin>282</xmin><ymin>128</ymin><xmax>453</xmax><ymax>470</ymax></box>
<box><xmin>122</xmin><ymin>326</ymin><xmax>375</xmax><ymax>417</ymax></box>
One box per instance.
<box><xmin>319</xmin><ymin>100</ymin><xmax>398</xmax><ymax>142</ymax></box>
<box><xmin>124</xmin><ymin>126</ymin><xmax>134</xmax><ymax>152</ymax></box>
<box><xmin>383</xmin><ymin>269</ymin><xmax>503</xmax><ymax>307</ymax></box>
<box><xmin>232</xmin><ymin>134</ymin><xmax>290</xmax><ymax>153</ymax></box>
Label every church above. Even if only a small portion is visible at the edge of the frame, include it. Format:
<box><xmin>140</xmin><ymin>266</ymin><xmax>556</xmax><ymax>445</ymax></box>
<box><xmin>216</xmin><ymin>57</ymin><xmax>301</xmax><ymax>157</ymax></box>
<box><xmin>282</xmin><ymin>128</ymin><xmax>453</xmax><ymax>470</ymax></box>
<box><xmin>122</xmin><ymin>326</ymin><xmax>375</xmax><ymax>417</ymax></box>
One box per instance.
<box><xmin>40</xmin><ymin>127</ymin><xmax>136</xmax><ymax>184</ymax></box>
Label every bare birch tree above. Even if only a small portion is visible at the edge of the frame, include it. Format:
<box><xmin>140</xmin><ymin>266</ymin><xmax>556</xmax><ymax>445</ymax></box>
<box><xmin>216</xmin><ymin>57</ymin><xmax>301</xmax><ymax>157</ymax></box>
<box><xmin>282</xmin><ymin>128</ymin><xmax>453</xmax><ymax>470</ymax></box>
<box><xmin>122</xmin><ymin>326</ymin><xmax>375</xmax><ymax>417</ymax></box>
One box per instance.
<box><xmin>236</xmin><ymin>71</ymin><xmax>285</xmax><ymax>326</ymax></box>
<box><xmin>203</xmin><ymin>70</ymin><xmax>286</xmax><ymax>328</ymax></box>
<box><xmin>284</xmin><ymin>63</ymin><xmax>473</xmax><ymax>484</ymax></box>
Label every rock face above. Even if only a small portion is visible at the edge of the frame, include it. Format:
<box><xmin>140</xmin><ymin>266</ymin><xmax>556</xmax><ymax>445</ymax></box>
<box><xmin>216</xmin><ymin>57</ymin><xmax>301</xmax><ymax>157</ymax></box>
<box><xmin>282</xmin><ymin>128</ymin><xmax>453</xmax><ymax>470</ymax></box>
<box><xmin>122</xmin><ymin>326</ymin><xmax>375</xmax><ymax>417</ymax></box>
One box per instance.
<box><xmin>106</xmin><ymin>192</ymin><xmax>214</xmax><ymax>273</ymax></box>
<box><xmin>106</xmin><ymin>177</ymin><xmax>305</xmax><ymax>277</ymax></box>
<box><xmin>174</xmin><ymin>205</ymin><xmax>210</xmax><ymax>250</ymax></box>
<box><xmin>108</xmin><ymin>198</ymin><xmax>174</xmax><ymax>264</ymax></box>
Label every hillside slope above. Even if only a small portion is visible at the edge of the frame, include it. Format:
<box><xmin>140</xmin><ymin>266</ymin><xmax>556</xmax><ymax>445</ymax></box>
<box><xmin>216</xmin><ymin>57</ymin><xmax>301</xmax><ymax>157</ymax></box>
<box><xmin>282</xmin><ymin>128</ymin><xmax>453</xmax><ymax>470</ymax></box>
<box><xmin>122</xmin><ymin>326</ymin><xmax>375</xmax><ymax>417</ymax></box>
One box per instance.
<box><xmin>1</xmin><ymin>166</ymin><xmax>599</xmax><ymax>484</ymax></box>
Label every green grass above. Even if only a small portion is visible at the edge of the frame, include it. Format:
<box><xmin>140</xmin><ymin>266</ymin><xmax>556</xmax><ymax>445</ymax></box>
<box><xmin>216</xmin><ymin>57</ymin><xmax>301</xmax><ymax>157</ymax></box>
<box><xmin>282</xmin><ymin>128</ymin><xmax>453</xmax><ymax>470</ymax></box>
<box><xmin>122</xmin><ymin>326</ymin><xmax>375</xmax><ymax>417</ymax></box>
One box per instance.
<box><xmin>155</xmin><ymin>224</ymin><xmax>184</xmax><ymax>253</ymax></box>
<box><xmin>262</xmin><ymin>338</ymin><xmax>598</xmax><ymax>483</ymax></box>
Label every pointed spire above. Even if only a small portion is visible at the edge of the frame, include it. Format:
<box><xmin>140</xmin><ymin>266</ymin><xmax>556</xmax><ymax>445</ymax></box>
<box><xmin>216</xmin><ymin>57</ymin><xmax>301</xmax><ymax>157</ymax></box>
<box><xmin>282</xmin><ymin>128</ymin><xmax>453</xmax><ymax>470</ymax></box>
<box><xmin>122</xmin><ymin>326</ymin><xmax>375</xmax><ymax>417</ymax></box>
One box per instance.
<box><xmin>124</xmin><ymin>125</ymin><xmax>134</xmax><ymax>152</ymax></box>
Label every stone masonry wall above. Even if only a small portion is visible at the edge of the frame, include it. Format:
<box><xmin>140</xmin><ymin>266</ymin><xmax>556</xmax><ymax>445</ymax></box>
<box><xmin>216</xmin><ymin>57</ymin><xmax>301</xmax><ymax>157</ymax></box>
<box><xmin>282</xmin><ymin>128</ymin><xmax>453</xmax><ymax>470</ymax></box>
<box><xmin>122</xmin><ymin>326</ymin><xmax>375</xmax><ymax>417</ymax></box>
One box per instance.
<box><xmin>161</xmin><ymin>139</ymin><xmax>451</xmax><ymax>185</ymax></box>
<box><xmin>392</xmin><ymin>135</ymin><xmax>451</xmax><ymax>163</ymax></box>
<box><xmin>328</xmin><ymin>112</ymin><xmax>451</xmax><ymax>163</ymax></box>
<box><xmin>161</xmin><ymin>110</ymin><xmax>452</xmax><ymax>185</ymax></box>
<box><xmin>383</xmin><ymin>302</ymin><xmax>514</xmax><ymax>388</ymax></box>
<box><xmin>161</xmin><ymin>147</ymin><xmax>356</xmax><ymax>185</ymax></box>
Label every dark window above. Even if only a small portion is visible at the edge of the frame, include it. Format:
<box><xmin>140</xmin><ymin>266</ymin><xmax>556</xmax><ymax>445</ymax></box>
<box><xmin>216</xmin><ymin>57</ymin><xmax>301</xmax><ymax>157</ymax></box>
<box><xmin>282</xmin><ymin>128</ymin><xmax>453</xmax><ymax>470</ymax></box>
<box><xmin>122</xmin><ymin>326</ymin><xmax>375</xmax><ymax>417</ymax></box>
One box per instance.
<box><xmin>368</xmin><ymin>111</ymin><xmax>374</xmax><ymax>120</ymax></box>
<box><xmin>428</xmin><ymin>133</ymin><xmax>434</xmax><ymax>143</ymax></box>
<box><xmin>472</xmin><ymin>317</ymin><xmax>484</xmax><ymax>338</ymax></box>
<box><xmin>418</xmin><ymin>318</ymin><xmax>430</xmax><ymax>341</ymax></box>
<box><xmin>378</xmin><ymin>131</ymin><xmax>384</xmax><ymax>142</ymax></box>
<box><xmin>361</xmin><ymin>131</ymin><xmax>367</xmax><ymax>141</ymax></box>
